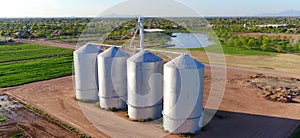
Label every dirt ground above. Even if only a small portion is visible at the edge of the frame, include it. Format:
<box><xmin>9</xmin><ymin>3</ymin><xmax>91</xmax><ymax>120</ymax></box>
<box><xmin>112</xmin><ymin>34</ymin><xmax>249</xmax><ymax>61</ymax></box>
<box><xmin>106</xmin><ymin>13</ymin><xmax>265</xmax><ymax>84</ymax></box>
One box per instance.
<box><xmin>0</xmin><ymin>65</ymin><xmax>299</xmax><ymax>137</ymax></box>
<box><xmin>0</xmin><ymin>95</ymin><xmax>75</xmax><ymax>138</ymax></box>
<box><xmin>16</xmin><ymin>39</ymin><xmax>76</xmax><ymax>50</ymax></box>
<box><xmin>188</xmin><ymin>50</ymin><xmax>300</xmax><ymax>76</ymax></box>
<box><xmin>0</xmin><ymin>77</ymin><xmax>107</xmax><ymax>138</ymax></box>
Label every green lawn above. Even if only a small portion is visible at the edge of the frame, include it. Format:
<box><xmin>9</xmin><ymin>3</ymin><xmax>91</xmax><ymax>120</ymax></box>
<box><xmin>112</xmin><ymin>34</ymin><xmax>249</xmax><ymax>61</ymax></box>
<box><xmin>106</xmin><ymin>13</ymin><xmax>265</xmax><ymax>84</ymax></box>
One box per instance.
<box><xmin>0</xmin><ymin>56</ymin><xmax>73</xmax><ymax>88</ymax></box>
<box><xmin>187</xmin><ymin>44</ymin><xmax>275</xmax><ymax>56</ymax></box>
<box><xmin>0</xmin><ymin>43</ymin><xmax>73</xmax><ymax>63</ymax></box>
<box><xmin>220</xmin><ymin>45</ymin><xmax>275</xmax><ymax>56</ymax></box>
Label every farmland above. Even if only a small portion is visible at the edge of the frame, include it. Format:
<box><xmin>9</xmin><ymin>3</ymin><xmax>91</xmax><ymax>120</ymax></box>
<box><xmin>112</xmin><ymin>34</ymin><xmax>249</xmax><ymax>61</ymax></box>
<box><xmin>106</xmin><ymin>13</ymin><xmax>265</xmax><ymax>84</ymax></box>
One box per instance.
<box><xmin>0</xmin><ymin>43</ymin><xmax>73</xmax><ymax>63</ymax></box>
<box><xmin>0</xmin><ymin>43</ymin><xmax>73</xmax><ymax>88</ymax></box>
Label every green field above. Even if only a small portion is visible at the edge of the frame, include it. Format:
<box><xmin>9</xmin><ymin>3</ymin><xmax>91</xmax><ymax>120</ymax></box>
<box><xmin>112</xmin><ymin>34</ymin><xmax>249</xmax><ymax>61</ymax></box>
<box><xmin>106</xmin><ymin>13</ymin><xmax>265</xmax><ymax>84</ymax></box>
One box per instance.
<box><xmin>0</xmin><ymin>56</ymin><xmax>73</xmax><ymax>88</ymax></box>
<box><xmin>220</xmin><ymin>45</ymin><xmax>275</xmax><ymax>56</ymax></box>
<box><xmin>0</xmin><ymin>43</ymin><xmax>73</xmax><ymax>63</ymax></box>
<box><xmin>0</xmin><ymin>43</ymin><xmax>73</xmax><ymax>88</ymax></box>
<box><xmin>184</xmin><ymin>44</ymin><xmax>276</xmax><ymax>56</ymax></box>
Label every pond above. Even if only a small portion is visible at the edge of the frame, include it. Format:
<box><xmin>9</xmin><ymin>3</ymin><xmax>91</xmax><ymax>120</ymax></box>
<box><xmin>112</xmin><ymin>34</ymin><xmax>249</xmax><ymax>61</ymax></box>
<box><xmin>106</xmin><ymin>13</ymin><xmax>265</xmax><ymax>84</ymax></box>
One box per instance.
<box><xmin>167</xmin><ymin>33</ymin><xmax>215</xmax><ymax>49</ymax></box>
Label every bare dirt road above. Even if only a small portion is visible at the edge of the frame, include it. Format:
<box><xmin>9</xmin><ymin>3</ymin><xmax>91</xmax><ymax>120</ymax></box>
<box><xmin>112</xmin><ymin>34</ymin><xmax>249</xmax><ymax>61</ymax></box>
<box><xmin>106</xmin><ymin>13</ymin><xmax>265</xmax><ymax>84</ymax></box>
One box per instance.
<box><xmin>1</xmin><ymin>65</ymin><xmax>300</xmax><ymax>137</ymax></box>
<box><xmin>16</xmin><ymin>39</ymin><xmax>76</xmax><ymax>50</ymax></box>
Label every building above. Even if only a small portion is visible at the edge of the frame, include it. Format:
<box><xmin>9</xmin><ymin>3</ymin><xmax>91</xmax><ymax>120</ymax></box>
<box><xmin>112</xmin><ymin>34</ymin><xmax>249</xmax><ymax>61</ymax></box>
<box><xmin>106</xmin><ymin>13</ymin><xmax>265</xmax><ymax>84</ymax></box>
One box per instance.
<box><xmin>256</xmin><ymin>24</ymin><xmax>288</xmax><ymax>28</ymax></box>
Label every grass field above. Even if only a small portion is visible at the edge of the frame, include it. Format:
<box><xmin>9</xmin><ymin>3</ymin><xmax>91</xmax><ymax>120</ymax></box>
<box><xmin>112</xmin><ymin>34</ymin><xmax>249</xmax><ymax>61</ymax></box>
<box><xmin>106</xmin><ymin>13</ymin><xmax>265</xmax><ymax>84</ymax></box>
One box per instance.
<box><xmin>220</xmin><ymin>45</ymin><xmax>275</xmax><ymax>56</ymax></box>
<box><xmin>0</xmin><ymin>43</ymin><xmax>73</xmax><ymax>63</ymax></box>
<box><xmin>184</xmin><ymin>44</ymin><xmax>276</xmax><ymax>56</ymax></box>
<box><xmin>0</xmin><ymin>43</ymin><xmax>74</xmax><ymax>88</ymax></box>
<box><xmin>0</xmin><ymin>56</ymin><xmax>73</xmax><ymax>88</ymax></box>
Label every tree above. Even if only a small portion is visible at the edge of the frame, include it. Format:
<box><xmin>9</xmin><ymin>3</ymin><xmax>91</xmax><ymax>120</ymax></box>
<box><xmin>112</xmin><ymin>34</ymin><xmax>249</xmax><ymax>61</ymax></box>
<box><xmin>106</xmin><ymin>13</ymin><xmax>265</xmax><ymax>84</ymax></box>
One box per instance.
<box><xmin>295</xmin><ymin>41</ymin><xmax>300</xmax><ymax>52</ymax></box>
<box><xmin>286</xmin><ymin>43</ymin><xmax>294</xmax><ymax>52</ymax></box>
<box><xmin>246</xmin><ymin>39</ymin><xmax>256</xmax><ymax>50</ymax></box>
<box><xmin>233</xmin><ymin>38</ymin><xmax>241</xmax><ymax>48</ymax></box>
<box><xmin>275</xmin><ymin>44</ymin><xmax>283</xmax><ymax>52</ymax></box>
<box><xmin>257</xmin><ymin>35</ymin><xmax>263</xmax><ymax>45</ymax></box>
<box><xmin>227</xmin><ymin>37</ymin><xmax>234</xmax><ymax>47</ymax></box>
<box><xmin>261</xmin><ymin>44</ymin><xmax>268</xmax><ymax>51</ymax></box>
<box><xmin>239</xmin><ymin>36</ymin><xmax>247</xmax><ymax>47</ymax></box>
<box><xmin>261</xmin><ymin>36</ymin><xmax>270</xmax><ymax>51</ymax></box>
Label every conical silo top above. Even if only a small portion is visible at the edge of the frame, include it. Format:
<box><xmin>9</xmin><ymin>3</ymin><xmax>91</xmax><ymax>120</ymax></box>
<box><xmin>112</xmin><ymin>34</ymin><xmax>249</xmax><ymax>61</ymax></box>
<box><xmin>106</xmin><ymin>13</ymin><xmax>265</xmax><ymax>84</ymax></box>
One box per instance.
<box><xmin>128</xmin><ymin>50</ymin><xmax>162</xmax><ymax>63</ymax></box>
<box><xmin>165</xmin><ymin>54</ymin><xmax>204</xmax><ymax>69</ymax></box>
<box><xmin>75</xmin><ymin>43</ymin><xmax>102</xmax><ymax>54</ymax></box>
<box><xmin>99</xmin><ymin>46</ymin><xmax>130</xmax><ymax>58</ymax></box>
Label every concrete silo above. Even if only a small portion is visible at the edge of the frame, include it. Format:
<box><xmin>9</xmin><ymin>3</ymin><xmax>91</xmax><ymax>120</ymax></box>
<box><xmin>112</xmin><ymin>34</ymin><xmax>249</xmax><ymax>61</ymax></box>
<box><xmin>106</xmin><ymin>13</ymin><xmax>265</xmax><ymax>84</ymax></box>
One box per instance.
<box><xmin>74</xmin><ymin>43</ymin><xmax>103</xmax><ymax>101</ymax></box>
<box><xmin>98</xmin><ymin>46</ymin><xmax>130</xmax><ymax>110</ymax></box>
<box><xmin>163</xmin><ymin>54</ymin><xmax>205</xmax><ymax>134</ymax></box>
<box><xmin>127</xmin><ymin>50</ymin><xmax>163</xmax><ymax>120</ymax></box>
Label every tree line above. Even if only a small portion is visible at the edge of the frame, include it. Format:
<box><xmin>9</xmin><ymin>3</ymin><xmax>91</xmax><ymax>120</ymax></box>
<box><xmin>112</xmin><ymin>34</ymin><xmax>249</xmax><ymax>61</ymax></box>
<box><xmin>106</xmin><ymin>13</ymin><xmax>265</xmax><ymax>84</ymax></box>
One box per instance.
<box><xmin>1</xmin><ymin>17</ymin><xmax>300</xmax><ymax>54</ymax></box>
<box><xmin>0</xmin><ymin>18</ymin><xmax>89</xmax><ymax>39</ymax></box>
<box><xmin>218</xmin><ymin>33</ymin><xmax>300</xmax><ymax>53</ymax></box>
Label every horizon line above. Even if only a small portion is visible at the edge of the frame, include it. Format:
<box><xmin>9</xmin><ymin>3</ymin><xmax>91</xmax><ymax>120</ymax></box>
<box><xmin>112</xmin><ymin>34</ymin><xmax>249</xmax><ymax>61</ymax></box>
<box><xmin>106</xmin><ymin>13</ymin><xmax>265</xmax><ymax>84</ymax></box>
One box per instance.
<box><xmin>0</xmin><ymin>15</ymin><xmax>300</xmax><ymax>18</ymax></box>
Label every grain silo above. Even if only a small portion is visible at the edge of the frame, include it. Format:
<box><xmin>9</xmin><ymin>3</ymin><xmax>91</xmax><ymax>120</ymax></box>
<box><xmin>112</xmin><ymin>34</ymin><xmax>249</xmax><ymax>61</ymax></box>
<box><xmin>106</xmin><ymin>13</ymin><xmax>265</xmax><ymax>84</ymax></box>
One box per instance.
<box><xmin>163</xmin><ymin>54</ymin><xmax>204</xmax><ymax>134</ymax></box>
<box><xmin>98</xmin><ymin>46</ymin><xmax>130</xmax><ymax>109</ymax></box>
<box><xmin>74</xmin><ymin>43</ymin><xmax>103</xmax><ymax>101</ymax></box>
<box><xmin>127</xmin><ymin>50</ymin><xmax>163</xmax><ymax>120</ymax></box>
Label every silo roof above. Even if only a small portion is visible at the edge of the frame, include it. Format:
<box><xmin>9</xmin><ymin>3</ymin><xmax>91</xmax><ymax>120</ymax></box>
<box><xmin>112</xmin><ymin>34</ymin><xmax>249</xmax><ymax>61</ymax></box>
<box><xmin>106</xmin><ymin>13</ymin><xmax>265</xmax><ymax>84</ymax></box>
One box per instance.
<box><xmin>75</xmin><ymin>43</ymin><xmax>102</xmax><ymax>54</ymax></box>
<box><xmin>128</xmin><ymin>50</ymin><xmax>162</xmax><ymax>62</ymax></box>
<box><xmin>98</xmin><ymin>46</ymin><xmax>130</xmax><ymax>58</ymax></box>
<box><xmin>165</xmin><ymin>54</ymin><xmax>204</xmax><ymax>69</ymax></box>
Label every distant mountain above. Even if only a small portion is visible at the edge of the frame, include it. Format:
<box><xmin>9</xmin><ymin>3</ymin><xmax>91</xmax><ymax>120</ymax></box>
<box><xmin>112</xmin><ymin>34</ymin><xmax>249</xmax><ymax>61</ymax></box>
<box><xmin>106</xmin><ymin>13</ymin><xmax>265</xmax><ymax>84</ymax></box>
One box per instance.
<box><xmin>258</xmin><ymin>10</ymin><xmax>300</xmax><ymax>17</ymax></box>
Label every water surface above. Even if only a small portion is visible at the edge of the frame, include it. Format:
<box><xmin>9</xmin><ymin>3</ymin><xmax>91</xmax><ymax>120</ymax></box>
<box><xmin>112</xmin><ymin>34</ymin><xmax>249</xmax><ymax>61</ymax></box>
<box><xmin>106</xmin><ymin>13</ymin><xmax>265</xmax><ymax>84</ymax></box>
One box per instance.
<box><xmin>167</xmin><ymin>33</ymin><xmax>215</xmax><ymax>48</ymax></box>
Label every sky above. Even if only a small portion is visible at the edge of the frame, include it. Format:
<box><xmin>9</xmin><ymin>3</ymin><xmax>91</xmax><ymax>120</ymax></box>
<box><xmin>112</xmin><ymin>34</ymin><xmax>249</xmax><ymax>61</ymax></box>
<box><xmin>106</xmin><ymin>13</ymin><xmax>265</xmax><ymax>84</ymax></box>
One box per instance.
<box><xmin>0</xmin><ymin>0</ymin><xmax>299</xmax><ymax>17</ymax></box>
